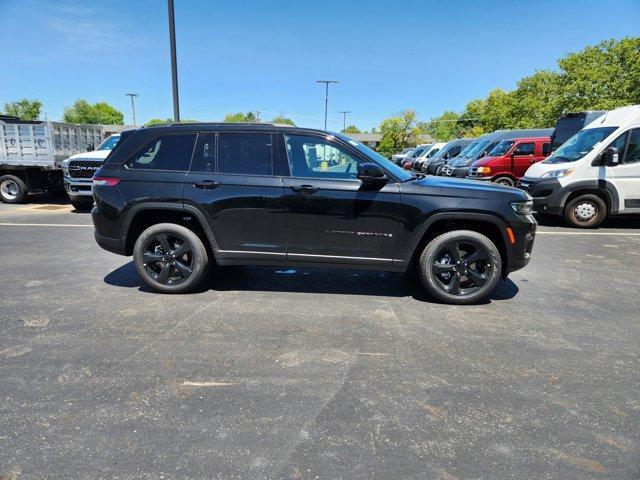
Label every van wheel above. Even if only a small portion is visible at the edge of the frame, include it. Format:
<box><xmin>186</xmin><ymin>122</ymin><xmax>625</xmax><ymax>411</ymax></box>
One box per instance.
<box><xmin>564</xmin><ymin>194</ymin><xmax>607</xmax><ymax>228</ymax></box>
<box><xmin>418</xmin><ymin>230</ymin><xmax>502</xmax><ymax>305</ymax></box>
<box><xmin>0</xmin><ymin>175</ymin><xmax>27</xmax><ymax>203</ymax></box>
<box><xmin>133</xmin><ymin>223</ymin><xmax>209</xmax><ymax>293</ymax></box>
<box><xmin>493</xmin><ymin>176</ymin><xmax>515</xmax><ymax>187</ymax></box>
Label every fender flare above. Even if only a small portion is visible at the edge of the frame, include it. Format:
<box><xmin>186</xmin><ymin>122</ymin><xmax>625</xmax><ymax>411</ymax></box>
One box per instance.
<box><xmin>558</xmin><ymin>180</ymin><xmax>620</xmax><ymax>214</ymax></box>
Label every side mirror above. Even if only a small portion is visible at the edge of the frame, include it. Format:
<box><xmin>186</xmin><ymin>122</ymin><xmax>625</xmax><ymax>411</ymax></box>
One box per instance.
<box><xmin>602</xmin><ymin>147</ymin><xmax>619</xmax><ymax>166</ymax></box>
<box><xmin>87</xmin><ymin>144</ymin><xmax>94</xmax><ymax>152</ymax></box>
<box><xmin>357</xmin><ymin>162</ymin><xmax>388</xmax><ymax>183</ymax></box>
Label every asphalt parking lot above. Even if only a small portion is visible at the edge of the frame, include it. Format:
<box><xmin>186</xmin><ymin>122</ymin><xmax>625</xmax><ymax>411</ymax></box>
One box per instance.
<box><xmin>1</xmin><ymin>199</ymin><xmax>639</xmax><ymax>479</ymax></box>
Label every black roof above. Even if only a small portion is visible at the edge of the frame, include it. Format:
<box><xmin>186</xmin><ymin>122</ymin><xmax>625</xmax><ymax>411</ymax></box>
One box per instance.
<box><xmin>141</xmin><ymin>122</ymin><xmax>333</xmax><ymax>136</ymax></box>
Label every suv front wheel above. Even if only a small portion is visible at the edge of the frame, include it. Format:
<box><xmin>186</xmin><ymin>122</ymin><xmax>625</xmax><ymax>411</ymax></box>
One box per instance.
<box><xmin>418</xmin><ymin>230</ymin><xmax>502</xmax><ymax>304</ymax></box>
<box><xmin>133</xmin><ymin>223</ymin><xmax>209</xmax><ymax>293</ymax></box>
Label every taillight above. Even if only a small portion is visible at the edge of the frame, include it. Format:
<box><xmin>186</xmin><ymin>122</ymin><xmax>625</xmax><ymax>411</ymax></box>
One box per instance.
<box><xmin>93</xmin><ymin>177</ymin><xmax>120</xmax><ymax>187</ymax></box>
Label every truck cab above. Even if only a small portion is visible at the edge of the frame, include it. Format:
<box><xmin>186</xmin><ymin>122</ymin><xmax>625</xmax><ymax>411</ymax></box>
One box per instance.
<box><xmin>519</xmin><ymin>105</ymin><xmax>640</xmax><ymax>228</ymax></box>
<box><xmin>466</xmin><ymin>137</ymin><xmax>551</xmax><ymax>186</ymax></box>
<box><xmin>63</xmin><ymin>134</ymin><xmax>120</xmax><ymax>209</ymax></box>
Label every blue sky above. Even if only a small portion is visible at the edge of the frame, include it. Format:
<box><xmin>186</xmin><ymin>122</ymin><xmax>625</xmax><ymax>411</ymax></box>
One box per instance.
<box><xmin>1</xmin><ymin>0</ymin><xmax>639</xmax><ymax>130</ymax></box>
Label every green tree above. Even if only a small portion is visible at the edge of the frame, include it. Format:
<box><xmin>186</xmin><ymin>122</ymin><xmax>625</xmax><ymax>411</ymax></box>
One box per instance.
<box><xmin>480</xmin><ymin>89</ymin><xmax>517</xmax><ymax>131</ymax></box>
<box><xmin>223</xmin><ymin>111</ymin><xmax>259</xmax><ymax>122</ymax></box>
<box><xmin>342</xmin><ymin>124</ymin><xmax>361</xmax><ymax>134</ymax></box>
<box><xmin>457</xmin><ymin>98</ymin><xmax>487</xmax><ymax>136</ymax></box>
<box><xmin>271</xmin><ymin>115</ymin><xmax>295</xmax><ymax>125</ymax></box>
<box><xmin>420</xmin><ymin>111</ymin><xmax>461</xmax><ymax>141</ymax></box>
<box><xmin>3</xmin><ymin>99</ymin><xmax>42</xmax><ymax>120</ymax></box>
<box><xmin>145</xmin><ymin>118</ymin><xmax>199</xmax><ymax>126</ymax></box>
<box><xmin>63</xmin><ymin>100</ymin><xmax>124</xmax><ymax>124</ymax></box>
<box><xmin>510</xmin><ymin>70</ymin><xmax>563</xmax><ymax>128</ymax></box>
<box><xmin>376</xmin><ymin>110</ymin><xmax>421</xmax><ymax>157</ymax></box>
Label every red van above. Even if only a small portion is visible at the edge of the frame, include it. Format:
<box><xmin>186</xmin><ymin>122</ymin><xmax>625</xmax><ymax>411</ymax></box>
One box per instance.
<box><xmin>465</xmin><ymin>136</ymin><xmax>551</xmax><ymax>186</ymax></box>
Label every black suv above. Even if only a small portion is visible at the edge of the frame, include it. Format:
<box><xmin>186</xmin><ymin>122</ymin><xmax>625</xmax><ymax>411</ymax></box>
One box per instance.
<box><xmin>92</xmin><ymin>123</ymin><xmax>536</xmax><ymax>304</ymax></box>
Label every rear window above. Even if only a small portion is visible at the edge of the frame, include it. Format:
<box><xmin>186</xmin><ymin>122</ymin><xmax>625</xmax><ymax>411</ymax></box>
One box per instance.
<box><xmin>127</xmin><ymin>133</ymin><xmax>196</xmax><ymax>171</ymax></box>
<box><xmin>218</xmin><ymin>133</ymin><xmax>273</xmax><ymax>176</ymax></box>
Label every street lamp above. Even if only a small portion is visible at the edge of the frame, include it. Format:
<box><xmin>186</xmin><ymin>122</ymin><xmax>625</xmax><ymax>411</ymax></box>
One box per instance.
<box><xmin>316</xmin><ymin>80</ymin><xmax>338</xmax><ymax>130</ymax></box>
<box><xmin>125</xmin><ymin>93</ymin><xmax>139</xmax><ymax>127</ymax></box>
<box><xmin>167</xmin><ymin>0</ymin><xmax>180</xmax><ymax>122</ymax></box>
<box><xmin>339</xmin><ymin>110</ymin><xmax>351</xmax><ymax>133</ymax></box>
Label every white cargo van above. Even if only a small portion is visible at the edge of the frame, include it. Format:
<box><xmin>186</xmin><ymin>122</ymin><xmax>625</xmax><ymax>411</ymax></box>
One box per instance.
<box><xmin>520</xmin><ymin>105</ymin><xmax>640</xmax><ymax>228</ymax></box>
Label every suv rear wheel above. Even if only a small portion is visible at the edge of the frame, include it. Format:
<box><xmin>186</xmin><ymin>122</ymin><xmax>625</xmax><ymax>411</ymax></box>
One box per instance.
<box><xmin>418</xmin><ymin>230</ymin><xmax>502</xmax><ymax>304</ymax></box>
<box><xmin>133</xmin><ymin>223</ymin><xmax>209</xmax><ymax>293</ymax></box>
<box><xmin>564</xmin><ymin>194</ymin><xmax>607</xmax><ymax>228</ymax></box>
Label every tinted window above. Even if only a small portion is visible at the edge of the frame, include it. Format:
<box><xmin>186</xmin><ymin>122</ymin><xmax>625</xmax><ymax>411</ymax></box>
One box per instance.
<box><xmin>606</xmin><ymin>132</ymin><xmax>628</xmax><ymax>159</ymax></box>
<box><xmin>542</xmin><ymin>142</ymin><xmax>551</xmax><ymax>156</ymax></box>
<box><xmin>127</xmin><ymin>133</ymin><xmax>196</xmax><ymax>171</ymax></box>
<box><xmin>191</xmin><ymin>133</ymin><xmax>216</xmax><ymax>172</ymax></box>
<box><xmin>623</xmin><ymin>129</ymin><xmax>640</xmax><ymax>164</ymax></box>
<box><xmin>547</xmin><ymin>127</ymin><xmax>617</xmax><ymax>163</ymax></box>
<box><xmin>285</xmin><ymin>134</ymin><xmax>360</xmax><ymax>180</ymax></box>
<box><xmin>490</xmin><ymin>141</ymin><xmax>515</xmax><ymax>156</ymax></box>
<box><xmin>218</xmin><ymin>133</ymin><xmax>272</xmax><ymax>175</ymax></box>
<box><xmin>515</xmin><ymin>142</ymin><xmax>535</xmax><ymax>155</ymax></box>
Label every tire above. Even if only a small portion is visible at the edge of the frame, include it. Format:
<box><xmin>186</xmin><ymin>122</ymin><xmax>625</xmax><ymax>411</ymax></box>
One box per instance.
<box><xmin>133</xmin><ymin>223</ymin><xmax>209</xmax><ymax>294</ymax></box>
<box><xmin>493</xmin><ymin>176</ymin><xmax>515</xmax><ymax>187</ymax></box>
<box><xmin>418</xmin><ymin>230</ymin><xmax>502</xmax><ymax>305</ymax></box>
<box><xmin>564</xmin><ymin>194</ymin><xmax>607</xmax><ymax>228</ymax></box>
<box><xmin>0</xmin><ymin>175</ymin><xmax>27</xmax><ymax>204</ymax></box>
<box><xmin>71</xmin><ymin>200</ymin><xmax>93</xmax><ymax>211</ymax></box>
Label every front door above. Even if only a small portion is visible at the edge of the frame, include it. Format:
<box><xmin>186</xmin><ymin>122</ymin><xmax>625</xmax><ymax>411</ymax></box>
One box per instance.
<box><xmin>183</xmin><ymin>132</ymin><xmax>287</xmax><ymax>261</ymax></box>
<box><xmin>511</xmin><ymin>141</ymin><xmax>537</xmax><ymax>178</ymax></box>
<box><xmin>610</xmin><ymin>128</ymin><xmax>640</xmax><ymax>213</ymax></box>
<box><xmin>280</xmin><ymin>133</ymin><xmax>402</xmax><ymax>266</ymax></box>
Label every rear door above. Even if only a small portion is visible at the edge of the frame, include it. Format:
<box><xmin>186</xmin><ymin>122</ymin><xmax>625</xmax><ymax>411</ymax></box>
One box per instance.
<box><xmin>511</xmin><ymin>141</ymin><xmax>536</xmax><ymax>178</ymax></box>
<box><xmin>183</xmin><ymin>131</ymin><xmax>287</xmax><ymax>261</ymax></box>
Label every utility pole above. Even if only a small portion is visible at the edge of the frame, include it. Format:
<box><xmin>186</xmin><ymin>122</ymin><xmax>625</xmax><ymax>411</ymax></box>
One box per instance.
<box><xmin>167</xmin><ymin>0</ymin><xmax>180</xmax><ymax>122</ymax></box>
<box><xmin>339</xmin><ymin>110</ymin><xmax>351</xmax><ymax>132</ymax></box>
<box><xmin>316</xmin><ymin>80</ymin><xmax>338</xmax><ymax>130</ymax></box>
<box><xmin>125</xmin><ymin>93</ymin><xmax>139</xmax><ymax>126</ymax></box>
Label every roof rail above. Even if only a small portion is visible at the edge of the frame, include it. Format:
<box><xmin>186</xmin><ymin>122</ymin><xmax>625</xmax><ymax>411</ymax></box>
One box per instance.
<box><xmin>168</xmin><ymin>121</ymin><xmax>296</xmax><ymax>128</ymax></box>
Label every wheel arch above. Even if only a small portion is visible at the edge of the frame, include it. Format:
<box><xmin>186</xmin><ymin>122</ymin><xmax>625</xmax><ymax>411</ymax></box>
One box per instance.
<box><xmin>405</xmin><ymin>212</ymin><xmax>510</xmax><ymax>276</ymax></box>
<box><xmin>559</xmin><ymin>180</ymin><xmax>620</xmax><ymax>214</ymax></box>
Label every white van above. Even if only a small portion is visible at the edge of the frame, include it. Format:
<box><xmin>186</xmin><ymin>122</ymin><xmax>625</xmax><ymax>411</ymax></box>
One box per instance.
<box><xmin>520</xmin><ymin>105</ymin><xmax>640</xmax><ymax>228</ymax></box>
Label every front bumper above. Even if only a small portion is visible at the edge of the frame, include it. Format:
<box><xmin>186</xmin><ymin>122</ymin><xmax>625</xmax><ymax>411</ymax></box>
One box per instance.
<box><xmin>64</xmin><ymin>177</ymin><xmax>94</xmax><ymax>198</ymax></box>
<box><xmin>517</xmin><ymin>177</ymin><xmax>564</xmax><ymax>215</ymax></box>
<box><xmin>507</xmin><ymin>215</ymin><xmax>537</xmax><ymax>274</ymax></box>
<box><xmin>442</xmin><ymin>165</ymin><xmax>470</xmax><ymax>178</ymax></box>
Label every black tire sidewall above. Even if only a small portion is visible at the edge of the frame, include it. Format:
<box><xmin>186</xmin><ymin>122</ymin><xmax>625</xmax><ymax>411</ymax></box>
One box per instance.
<box><xmin>564</xmin><ymin>195</ymin><xmax>607</xmax><ymax>228</ymax></box>
<box><xmin>419</xmin><ymin>230</ymin><xmax>502</xmax><ymax>305</ymax></box>
<box><xmin>133</xmin><ymin>223</ymin><xmax>208</xmax><ymax>294</ymax></box>
<box><xmin>0</xmin><ymin>175</ymin><xmax>27</xmax><ymax>204</ymax></box>
<box><xmin>494</xmin><ymin>176</ymin><xmax>515</xmax><ymax>187</ymax></box>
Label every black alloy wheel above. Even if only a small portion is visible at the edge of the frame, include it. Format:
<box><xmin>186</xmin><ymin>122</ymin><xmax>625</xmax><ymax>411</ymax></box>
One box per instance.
<box><xmin>133</xmin><ymin>223</ymin><xmax>209</xmax><ymax>293</ymax></box>
<box><xmin>419</xmin><ymin>230</ymin><xmax>502</xmax><ymax>304</ymax></box>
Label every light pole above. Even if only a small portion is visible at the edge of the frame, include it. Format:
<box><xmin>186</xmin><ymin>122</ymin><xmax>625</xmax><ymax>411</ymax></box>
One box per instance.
<box><xmin>339</xmin><ymin>110</ymin><xmax>351</xmax><ymax>132</ymax></box>
<box><xmin>316</xmin><ymin>80</ymin><xmax>338</xmax><ymax>130</ymax></box>
<box><xmin>167</xmin><ymin>0</ymin><xmax>180</xmax><ymax>122</ymax></box>
<box><xmin>125</xmin><ymin>93</ymin><xmax>139</xmax><ymax>126</ymax></box>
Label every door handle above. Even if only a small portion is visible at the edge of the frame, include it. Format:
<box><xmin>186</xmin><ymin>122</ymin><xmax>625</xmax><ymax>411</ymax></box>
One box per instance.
<box><xmin>193</xmin><ymin>180</ymin><xmax>220</xmax><ymax>189</ymax></box>
<box><xmin>290</xmin><ymin>184</ymin><xmax>318</xmax><ymax>193</ymax></box>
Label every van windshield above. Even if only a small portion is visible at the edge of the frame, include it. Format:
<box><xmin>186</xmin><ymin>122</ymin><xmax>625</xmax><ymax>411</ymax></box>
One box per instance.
<box><xmin>545</xmin><ymin>127</ymin><xmax>617</xmax><ymax>163</ymax></box>
<box><xmin>465</xmin><ymin>140</ymin><xmax>490</xmax><ymax>158</ymax></box>
<box><xmin>489</xmin><ymin>141</ymin><xmax>515</xmax><ymax>156</ymax></box>
<box><xmin>458</xmin><ymin>141</ymin><xmax>478</xmax><ymax>157</ymax></box>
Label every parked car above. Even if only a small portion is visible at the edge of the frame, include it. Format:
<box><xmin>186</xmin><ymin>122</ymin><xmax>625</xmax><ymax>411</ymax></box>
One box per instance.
<box><xmin>391</xmin><ymin>147</ymin><xmax>415</xmax><ymax>165</ymax></box>
<box><xmin>439</xmin><ymin>129</ymin><xmax>554</xmax><ymax>177</ymax></box>
<box><xmin>422</xmin><ymin>138</ymin><xmax>475</xmax><ymax>175</ymax></box>
<box><xmin>550</xmin><ymin>111</ymin><xmax>607</xmax><ymax>153</ymax></box>
<box><xmin>92</xmin><ymin>123</ymin><xmax>536</xmax><ymax>304</ymax></box>
<box><xmin>0</xmin><ymin>115</ymin><xmax>103</xmax><ymax>203</ymax></box>
<box><xmin>519</xmin><ymin>105</ymin><xmax>640</xmax><ymax>228</ymax></box>
<box><xmin>412</xmin><ymin>142</ymin><xmax>446</xmax><ymax>171</ymax></box>
<box><xmin>464</xmin><ymin>136</ymin><xmax>551</xmax><ymax>186</ymax></box>
<box><xmin>401</xmin><ymin>144</ymin><xmax>431</xmax><ymax>167</ymax></box>
<box><xmin>63</xmin><ymin>134</ymin><xmax>121</xmax><ymax>210</ymax></box>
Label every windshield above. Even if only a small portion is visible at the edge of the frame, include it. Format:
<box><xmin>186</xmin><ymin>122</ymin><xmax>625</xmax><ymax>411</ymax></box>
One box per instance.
<box><xmin>410</xmin><ymin>148</ymin><xmax>425</xmax><ymax>158</ymax></box>
<box><xmin>489</xmin><ymin>140</ymin><xmax>515</xmax><ymax>156</ymax></box>
<box><xmin>545</xmin><ymin>127</ymin><xmax>617</xmax><ymax>163</ymax></box>
<box><xmin>465</xmin><ymin>140</ymin><xmax>490</xmax><ymax>158</ymax></box>
<box><xmin>97</xmin><ymin>135</ymin><xmax>120</xmax><ymax>151</ymax></box>
<box><xmin>346</xmin><ymin>138</ymin><xmax>413</xmax><ymax>181</ymax></box>
<box><xmin>458</xmin><ymin>141</ymin><xmax>478</xmax><ymax>158</ymax></box>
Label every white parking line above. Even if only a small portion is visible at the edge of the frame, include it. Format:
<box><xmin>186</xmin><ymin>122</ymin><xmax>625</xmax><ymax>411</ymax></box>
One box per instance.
<box><xmin>0</xmin><ymin>222</ymin><xmax>93</xmax><ymax>227</ymax></box>
<box><xmin>537</xmin><ymin>230</ymin><xmax>640</xmax><ymax>236</ymax></box>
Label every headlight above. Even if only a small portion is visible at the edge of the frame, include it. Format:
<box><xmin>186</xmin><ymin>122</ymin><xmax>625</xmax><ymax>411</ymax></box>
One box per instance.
<box><xmin>476</xmin><ymin>166</ymin><xmax>491</xmax><ymax>174</ymax></box>
<box><xmin>540</xmin><ymin>168</ymin><xmax>574</xmax><ymax>179</ymax></box>
<box><xmin>510</xmin><ymin>200</ymin><xmax>534</xmax><ymax>215</ymax></box>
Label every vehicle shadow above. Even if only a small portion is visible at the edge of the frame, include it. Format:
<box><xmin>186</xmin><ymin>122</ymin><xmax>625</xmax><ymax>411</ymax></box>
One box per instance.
<box><xmin>104</xmin><ymin>261</ymin><xmax>519</xmax><ymax>304</ymax></box>
<box><xmin>535</xmin><ymin>213</ymin><xmax>640</xmax><ymax>229</ymax></box>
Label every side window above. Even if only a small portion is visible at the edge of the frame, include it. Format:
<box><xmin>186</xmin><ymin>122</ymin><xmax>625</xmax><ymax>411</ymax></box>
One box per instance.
<box><xmin>191</xmin><ymin>134</ymin><xmax>216</xmax><ymax>172</ymax></box>
<box><xmin>218</xmin><ymin>133</ymin><xmax>272</xmax><ymax>175</ymax></box>
<box><xmin>623</xmin><ymin>129</ymin><xmax>640</xmax><ymax>164</ymax></box>
<box><xmin>542</xmin><ymin>142</ymin><xmax>551</xmax><ymax>156</ymax></box>
<box><xmin>127</xmin><ymin>133</ymin><xmax>196</xmax><ymax>171</ymax></box>
<box><xmin>285</xmin><ymin>134</ymin><xmax>361</xmax><ymax>180</ymax></box>
<box><xmin>515</xmin><ymin>142</ymin><xmax>535</xmax><ymax>155</ymax></box>
<box><xmin>607</xmin><ymin>132</ymin><xmax>628</xmax><ymax>159</ymax></box>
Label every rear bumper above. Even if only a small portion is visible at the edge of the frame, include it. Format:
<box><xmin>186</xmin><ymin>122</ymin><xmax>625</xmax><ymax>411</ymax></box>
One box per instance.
<box><xmin>92</xmin><ymin>206</ymin><xmax>127</xmax><ymax>255</ymax></box>
<box><xmin>517</xmin><ymin>177</ymin><xmax>564</xmax><ymax>215</ymax></box>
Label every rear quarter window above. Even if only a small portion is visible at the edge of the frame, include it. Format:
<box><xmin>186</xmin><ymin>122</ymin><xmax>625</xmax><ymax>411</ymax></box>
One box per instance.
<box><xmin>127</xmin><ymin>133</ymin><xmax>197</xmax><ymax>171</ymax></box>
